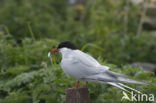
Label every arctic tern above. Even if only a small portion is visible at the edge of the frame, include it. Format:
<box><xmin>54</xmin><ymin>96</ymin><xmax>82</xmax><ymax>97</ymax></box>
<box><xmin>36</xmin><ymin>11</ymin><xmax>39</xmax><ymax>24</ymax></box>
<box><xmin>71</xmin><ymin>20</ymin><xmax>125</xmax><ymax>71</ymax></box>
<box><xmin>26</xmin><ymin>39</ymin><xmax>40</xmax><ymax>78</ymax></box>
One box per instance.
<box><xmin>49</xmin><ymin>41</ymin><xmax>148</xmax><ymax>93</ymax></box>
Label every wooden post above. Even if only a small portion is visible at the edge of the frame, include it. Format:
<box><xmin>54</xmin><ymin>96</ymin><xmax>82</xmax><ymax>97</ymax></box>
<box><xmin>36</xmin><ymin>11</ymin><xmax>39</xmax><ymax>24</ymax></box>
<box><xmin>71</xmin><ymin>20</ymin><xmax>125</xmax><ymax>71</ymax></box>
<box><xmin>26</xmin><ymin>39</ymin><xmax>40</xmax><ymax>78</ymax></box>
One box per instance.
<box><xmin>66</xmin><ymin>88</ymin><xmax>90</xmax><ymax>103</ymax></box>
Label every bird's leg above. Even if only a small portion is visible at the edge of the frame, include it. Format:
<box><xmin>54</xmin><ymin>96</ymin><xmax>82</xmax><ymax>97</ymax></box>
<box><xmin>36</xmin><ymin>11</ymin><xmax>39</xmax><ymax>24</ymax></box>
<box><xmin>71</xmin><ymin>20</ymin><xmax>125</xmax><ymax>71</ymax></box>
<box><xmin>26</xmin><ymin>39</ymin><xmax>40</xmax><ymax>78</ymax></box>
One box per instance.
<box><xmin>85</xmin><ymin>81</ymin><xmax>88</xmax><ymax>87</ymax></box>
<box><xmin>76</xmin><ymin>80</ymin><xmax>80</xmax><ymax>88</ymax></box>
<box><xmin>70</xmin><ymin>80</ymin><xmax>80</xmax><ymax>90</ymax></box>
<box><xmin>81</xmin><ymin>81</ymin><xmax>88</xmax><ymax>88</ymax></box>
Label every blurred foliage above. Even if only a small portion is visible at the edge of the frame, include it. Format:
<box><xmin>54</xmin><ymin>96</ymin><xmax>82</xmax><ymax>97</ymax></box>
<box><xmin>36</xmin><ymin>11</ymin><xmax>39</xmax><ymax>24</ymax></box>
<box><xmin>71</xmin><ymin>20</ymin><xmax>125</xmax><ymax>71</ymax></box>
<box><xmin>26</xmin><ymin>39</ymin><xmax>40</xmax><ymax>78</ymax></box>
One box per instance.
<box><xmin>0</xmin><ymin>33</ymin><xmax>156</xmax><ymax>103</ymax></box>
<box><xmin>0</xmin><ymin>0</ymin><xmax>67</xmax><ymax>41</ymax></box>
<box><xmin>0</xmin><ymin>0</ymin><xmax>155</xmax><ymax>64</ymax></box>
<box><xmin>0</xmin><ymin>0</ymin><xmax>156</xmax><ymax>103</ymax></box>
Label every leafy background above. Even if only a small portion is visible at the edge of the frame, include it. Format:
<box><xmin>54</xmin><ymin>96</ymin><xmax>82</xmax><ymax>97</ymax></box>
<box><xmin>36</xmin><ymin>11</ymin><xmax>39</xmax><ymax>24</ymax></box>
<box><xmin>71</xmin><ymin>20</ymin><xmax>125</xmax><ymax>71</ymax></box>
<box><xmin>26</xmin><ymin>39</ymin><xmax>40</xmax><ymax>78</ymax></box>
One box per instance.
<box><xmin>0</xmin><ymin>0</ymin><xmax>156</xmax><ymax>103</ymax></box>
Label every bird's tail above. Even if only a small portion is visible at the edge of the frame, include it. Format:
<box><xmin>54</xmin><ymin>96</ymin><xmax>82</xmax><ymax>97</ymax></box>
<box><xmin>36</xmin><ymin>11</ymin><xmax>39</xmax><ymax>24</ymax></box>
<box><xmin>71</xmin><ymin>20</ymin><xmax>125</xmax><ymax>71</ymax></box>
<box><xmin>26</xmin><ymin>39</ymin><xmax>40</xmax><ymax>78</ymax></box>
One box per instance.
<box><xmin>104</xmin><ymin>70</ymin><xmax>149</xmax><ymax>85</ymax></box>
<box><xmin>107</xmin><ymin>82</ymin><xmax>142</xmax><ymax>94</ymax></box>
<box><xmin>115</xmin><ymin>77</ymin><xmax>149</xmax><ymax>85</ymax></box>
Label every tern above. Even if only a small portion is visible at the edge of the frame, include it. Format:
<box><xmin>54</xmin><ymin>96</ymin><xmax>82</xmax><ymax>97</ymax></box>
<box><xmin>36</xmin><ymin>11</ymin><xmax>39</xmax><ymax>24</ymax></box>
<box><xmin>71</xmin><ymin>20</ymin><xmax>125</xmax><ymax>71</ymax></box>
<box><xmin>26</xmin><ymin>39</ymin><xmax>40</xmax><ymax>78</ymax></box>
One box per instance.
<box><xmin>49</xmin><ymin>41</ymin><xmax>148</xmax><ymax>93</ymax></box>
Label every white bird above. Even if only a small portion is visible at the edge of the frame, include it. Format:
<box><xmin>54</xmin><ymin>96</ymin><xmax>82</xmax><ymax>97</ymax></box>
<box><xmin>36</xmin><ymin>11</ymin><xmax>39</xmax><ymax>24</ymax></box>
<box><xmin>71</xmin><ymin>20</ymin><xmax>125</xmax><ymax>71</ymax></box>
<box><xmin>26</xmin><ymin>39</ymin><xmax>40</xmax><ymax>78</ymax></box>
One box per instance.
<box><xmin>49</xmin><ymin>41</ymin><xmax>148</xmax><ymax>93</ymax></box>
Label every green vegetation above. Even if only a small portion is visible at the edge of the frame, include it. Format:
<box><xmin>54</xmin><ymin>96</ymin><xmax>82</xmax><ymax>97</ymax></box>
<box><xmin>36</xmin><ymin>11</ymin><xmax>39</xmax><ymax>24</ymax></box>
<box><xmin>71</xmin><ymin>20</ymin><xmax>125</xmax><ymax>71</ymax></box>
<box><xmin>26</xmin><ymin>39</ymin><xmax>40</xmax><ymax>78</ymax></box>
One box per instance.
<box><xmin>0</xmin><ymin>0</ymin><xmax>156</xmax><ymax>103</ymax></box>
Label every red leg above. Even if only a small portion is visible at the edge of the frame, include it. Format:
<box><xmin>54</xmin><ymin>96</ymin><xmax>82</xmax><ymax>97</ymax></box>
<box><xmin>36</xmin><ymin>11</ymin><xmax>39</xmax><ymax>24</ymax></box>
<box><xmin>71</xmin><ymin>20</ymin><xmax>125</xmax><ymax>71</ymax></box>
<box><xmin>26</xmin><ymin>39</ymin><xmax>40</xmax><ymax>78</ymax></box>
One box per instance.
<box><xmin>76</xmin><ymin>80</ymin><xmax>80</xmax><ymax>88</ymax></box>
<box><xmin>70</xmin><ymin>80</ymin><xmax>80</xmax><ymax>90</ymax></box>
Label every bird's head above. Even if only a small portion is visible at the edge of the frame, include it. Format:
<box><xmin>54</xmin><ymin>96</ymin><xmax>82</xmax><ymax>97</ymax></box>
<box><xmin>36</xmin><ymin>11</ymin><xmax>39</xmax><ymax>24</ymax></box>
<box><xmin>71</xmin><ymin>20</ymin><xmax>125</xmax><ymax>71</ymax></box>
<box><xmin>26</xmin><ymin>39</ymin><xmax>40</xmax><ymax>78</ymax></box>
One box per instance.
<box><xmin>49</xmin><ymin>41</ymin><xmax>77</xmax><ymax>54</ymax></box>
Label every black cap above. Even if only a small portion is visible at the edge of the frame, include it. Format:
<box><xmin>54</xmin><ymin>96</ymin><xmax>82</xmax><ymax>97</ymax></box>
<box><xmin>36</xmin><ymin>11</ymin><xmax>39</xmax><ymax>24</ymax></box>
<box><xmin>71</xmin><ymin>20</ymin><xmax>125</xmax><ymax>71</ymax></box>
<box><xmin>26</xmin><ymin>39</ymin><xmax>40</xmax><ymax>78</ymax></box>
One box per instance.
<box><xmin>57</xmin><ymin>41</ymin><xmax>77</xmax><ymax>50</ymax></box>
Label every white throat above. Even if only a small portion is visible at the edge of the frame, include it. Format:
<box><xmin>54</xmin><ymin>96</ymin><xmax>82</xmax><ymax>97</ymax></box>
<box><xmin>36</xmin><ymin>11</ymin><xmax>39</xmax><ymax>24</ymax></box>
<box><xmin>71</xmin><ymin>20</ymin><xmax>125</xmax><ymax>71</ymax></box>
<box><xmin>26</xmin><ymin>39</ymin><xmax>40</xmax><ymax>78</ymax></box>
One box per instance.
<box><xmin>59</xmin><ymin>48</ymin><xmax>73</xmax><ymax>58</ymax></box>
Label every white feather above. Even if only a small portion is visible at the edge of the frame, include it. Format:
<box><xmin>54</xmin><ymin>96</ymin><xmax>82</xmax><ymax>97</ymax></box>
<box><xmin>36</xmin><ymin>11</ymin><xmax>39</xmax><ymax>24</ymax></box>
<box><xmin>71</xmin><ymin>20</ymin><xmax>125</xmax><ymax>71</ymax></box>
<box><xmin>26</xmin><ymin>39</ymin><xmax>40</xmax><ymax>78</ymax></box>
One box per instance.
<box><xmin>118</xmin><ymin>83</ymin><xmax>142</xmax><ymax>94</ymax></box>
<box><xmin>107</xmin><ymin>82</ymin><xmax>131</xmax><ymax>93</ymax></box>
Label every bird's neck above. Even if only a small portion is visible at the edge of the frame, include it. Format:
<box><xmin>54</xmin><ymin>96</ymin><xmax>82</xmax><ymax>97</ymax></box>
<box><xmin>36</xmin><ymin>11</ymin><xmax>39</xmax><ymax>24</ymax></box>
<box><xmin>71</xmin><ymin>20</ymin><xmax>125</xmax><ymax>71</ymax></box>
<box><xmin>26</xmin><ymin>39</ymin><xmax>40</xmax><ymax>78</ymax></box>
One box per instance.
<box><xmin>60</xmin><ymin>48</ymin><xmax>73</xmax><ymax>59</ymax></box>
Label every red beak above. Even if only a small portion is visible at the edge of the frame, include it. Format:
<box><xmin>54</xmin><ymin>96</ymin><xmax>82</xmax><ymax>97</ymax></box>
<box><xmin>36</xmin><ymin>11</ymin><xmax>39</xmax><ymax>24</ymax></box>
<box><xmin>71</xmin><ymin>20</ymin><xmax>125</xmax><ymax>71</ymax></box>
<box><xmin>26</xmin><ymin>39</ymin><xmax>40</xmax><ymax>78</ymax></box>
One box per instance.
<box><xmin>50</xmin><ymin>49</ymin><xmax>59</xmax><ymax>53</ymax></box>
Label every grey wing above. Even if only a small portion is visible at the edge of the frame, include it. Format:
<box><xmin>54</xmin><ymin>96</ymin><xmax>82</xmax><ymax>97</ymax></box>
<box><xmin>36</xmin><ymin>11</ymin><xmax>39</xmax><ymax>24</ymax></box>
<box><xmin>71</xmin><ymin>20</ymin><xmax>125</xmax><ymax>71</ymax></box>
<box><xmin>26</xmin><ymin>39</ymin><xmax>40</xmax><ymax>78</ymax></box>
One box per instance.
<box><xmin>70</xmin><ymin>50</ymin><xmax>109</xmax><ymax>78</ymax></box>
<box><xmin>73</xmin><ymin>50</ymin><xmax>109</xmax><ymax>70</ymax></box>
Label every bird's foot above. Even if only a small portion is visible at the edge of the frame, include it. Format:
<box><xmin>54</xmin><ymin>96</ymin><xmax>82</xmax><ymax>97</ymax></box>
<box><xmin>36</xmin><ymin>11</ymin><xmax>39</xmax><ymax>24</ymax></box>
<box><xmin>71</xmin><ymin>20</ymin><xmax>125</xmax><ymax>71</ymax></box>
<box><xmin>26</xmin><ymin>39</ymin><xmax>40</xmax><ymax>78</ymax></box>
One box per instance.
<box><xmin>70</xmin><ymin>86</ymin><xmax>79</xmax><ymax>90</ymax></box>
<box><xmin>80</xmin><ymin>81</ymin><xmax>88</xmax><ymax>88</ymax></box>
<box><xmin>70</xmin><ymin>80</ymin><xmax>80</xmax><ymax>90</ymax></box>
<box><xmin>80</xmin><ymin>85</ymin><xmax>86</xmax><ymax>88</ymax></box>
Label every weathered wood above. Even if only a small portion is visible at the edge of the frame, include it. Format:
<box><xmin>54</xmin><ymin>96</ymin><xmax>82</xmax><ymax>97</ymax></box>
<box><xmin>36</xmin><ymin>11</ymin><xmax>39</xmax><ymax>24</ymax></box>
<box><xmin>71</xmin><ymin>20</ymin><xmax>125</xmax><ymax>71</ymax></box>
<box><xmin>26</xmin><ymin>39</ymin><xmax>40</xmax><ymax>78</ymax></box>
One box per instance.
<box><xmin>66</xmin><ymin>88</ymin><xmax>90</xmax><ymax>103</ymax></box>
